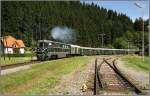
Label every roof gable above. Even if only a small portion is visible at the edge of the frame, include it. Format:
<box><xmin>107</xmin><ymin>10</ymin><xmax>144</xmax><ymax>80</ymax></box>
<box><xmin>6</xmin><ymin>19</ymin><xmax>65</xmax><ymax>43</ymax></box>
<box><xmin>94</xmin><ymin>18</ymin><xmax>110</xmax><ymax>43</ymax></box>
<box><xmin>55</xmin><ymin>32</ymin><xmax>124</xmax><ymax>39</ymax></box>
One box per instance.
<box><xmin>16</xmin><ymin>40</ymin><xmax>25</xmax><ymax>47</ymax></box>
<box><xmin>0</xmin><ymin>36</ymin><xmax>25</xmax><ymax>48</ymax></box>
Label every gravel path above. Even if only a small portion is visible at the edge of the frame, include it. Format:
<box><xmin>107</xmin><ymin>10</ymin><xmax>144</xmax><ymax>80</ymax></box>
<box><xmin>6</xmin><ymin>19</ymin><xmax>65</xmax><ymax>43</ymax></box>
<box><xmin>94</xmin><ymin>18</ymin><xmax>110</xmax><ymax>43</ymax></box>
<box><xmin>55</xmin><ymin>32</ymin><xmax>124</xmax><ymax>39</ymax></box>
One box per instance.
<box><xmin>1</xmin><ymin>61</ymin><xmax>43</xmax><ymax>75</ymax></box>
<box><xmin>49</xmin><ymin>58</ymin><xmax>98</xmax><ymax>95</ymax></box>
<box><xmin>1</xmin><ymin>65</ymin><xmax>30</xmax><ymax>75</ymax></box>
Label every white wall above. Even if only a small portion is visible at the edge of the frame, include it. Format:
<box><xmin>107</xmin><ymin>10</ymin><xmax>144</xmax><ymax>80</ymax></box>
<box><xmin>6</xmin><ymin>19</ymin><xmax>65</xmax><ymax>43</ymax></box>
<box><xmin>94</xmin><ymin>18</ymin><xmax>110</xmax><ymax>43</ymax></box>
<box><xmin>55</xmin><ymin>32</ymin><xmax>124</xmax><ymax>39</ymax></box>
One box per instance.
<box><xmin>19</xmin><ymin>48</ymin><xmax>25</xmax><ymax>54</ymax></box>
<box><xmin>4</xmin><ymin>48</ymin><xmax>13</xmax><ymax>54</ymax></box>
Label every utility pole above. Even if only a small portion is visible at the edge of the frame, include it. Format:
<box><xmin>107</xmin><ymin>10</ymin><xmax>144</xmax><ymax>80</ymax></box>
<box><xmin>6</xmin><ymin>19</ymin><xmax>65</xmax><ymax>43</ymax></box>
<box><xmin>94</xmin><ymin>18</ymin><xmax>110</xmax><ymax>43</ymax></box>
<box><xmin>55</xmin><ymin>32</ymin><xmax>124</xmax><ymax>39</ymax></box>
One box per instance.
<box><xmin>99</xmin><ymin>33</ymin><xmax>105</xmax><ymax>48</ymax></box>
<box><xmin>127</xmin><ymin>40</ymin><xmax>131</xmax><ymax>55</ymax></box>
<box><xmin>146</xmin><ymin>3</ymin><xmax>150</xmax><ymax>95</ymax></box>
<box><xmin>148</xmin><ymin>1</ymin><xmax>150</xmax><ymax>86</ymax></box>
<box><xmin>134</xmin><ymin>40</ymin><xmax>140</xmax><ymax>51</ymax></box>
<box><xmin>99</xmin><ymin>33</ymin><xmax>105</xmax><ymax>55</ymax></box>
<box><xmin>134</xmin><ymin>2</ymin><xmax>145</xmax><ymax>61</ymax></box>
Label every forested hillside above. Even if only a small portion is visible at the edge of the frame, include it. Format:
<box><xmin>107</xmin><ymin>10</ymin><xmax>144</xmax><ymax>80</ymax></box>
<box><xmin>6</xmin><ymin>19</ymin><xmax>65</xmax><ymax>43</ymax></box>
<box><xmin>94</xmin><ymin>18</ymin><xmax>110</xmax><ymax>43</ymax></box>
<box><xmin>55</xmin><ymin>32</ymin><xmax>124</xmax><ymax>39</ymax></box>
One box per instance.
<box><xmin>1</xmin><ymin>1</ymin><xmax>149</xmax><ymax>52</ymax></box>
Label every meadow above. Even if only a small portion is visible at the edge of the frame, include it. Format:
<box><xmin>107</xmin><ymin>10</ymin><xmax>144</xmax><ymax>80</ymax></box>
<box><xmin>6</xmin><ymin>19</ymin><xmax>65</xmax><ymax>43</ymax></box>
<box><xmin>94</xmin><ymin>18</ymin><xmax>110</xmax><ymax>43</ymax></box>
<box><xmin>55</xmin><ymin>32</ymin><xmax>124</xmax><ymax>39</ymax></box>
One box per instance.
<box><xmin>1</xmin><ymin>57</ymin><xmax>34</xmax><ymax>65</ymax></box>
<box><xmin>121</xmin><ymin>55</ymin><xmax>148</xmax><ymax>72</ymax></box>
<box><xmin>1</xmin><ymin>56</ymin><xmax>96</xmax><ymax>95</ymax></box>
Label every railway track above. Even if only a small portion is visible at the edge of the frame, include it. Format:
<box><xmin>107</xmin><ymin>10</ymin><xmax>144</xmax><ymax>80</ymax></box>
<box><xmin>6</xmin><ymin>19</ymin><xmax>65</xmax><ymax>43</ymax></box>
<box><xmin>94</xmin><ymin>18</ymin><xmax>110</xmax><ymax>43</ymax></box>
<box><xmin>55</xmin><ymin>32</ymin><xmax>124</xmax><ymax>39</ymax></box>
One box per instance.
<box><xmin>1</xmin><ymin>60</ymin><xmax>41</xmax><ymax>70</ymax></box>
<box><xmin>93</xmin><ymin>58</ymin><xmax>144</xmax><ymax>95</ymax></box>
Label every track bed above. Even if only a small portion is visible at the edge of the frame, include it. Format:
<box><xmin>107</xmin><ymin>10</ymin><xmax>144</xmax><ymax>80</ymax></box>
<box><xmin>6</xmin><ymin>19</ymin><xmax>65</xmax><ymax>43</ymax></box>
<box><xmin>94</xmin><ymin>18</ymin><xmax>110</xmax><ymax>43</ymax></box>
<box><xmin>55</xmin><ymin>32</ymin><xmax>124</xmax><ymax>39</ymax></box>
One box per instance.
<box><xmin>1</xmin><ymin>60</ymin><xmax>41</xmax><ymax>70</ymax></box>
<box><xmin>98</xmin><ymin>59</ymin><xmax>132</xmax><ymax>95</ymax></box>
<box><xmin>93</xmin><ymin>58</ymin><xmax>144</xmax><ymax>95</ymax></box>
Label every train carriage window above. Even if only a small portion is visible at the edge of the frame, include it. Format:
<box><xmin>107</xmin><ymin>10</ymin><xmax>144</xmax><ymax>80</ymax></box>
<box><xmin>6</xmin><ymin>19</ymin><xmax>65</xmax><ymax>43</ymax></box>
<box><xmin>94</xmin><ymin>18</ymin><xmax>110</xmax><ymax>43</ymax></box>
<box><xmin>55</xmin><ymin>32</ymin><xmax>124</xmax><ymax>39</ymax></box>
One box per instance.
<box><xmin>63</xmin><ymin>45</ymin><xmax>65</xmax><ymax>48</ymax></box>
<box><xmin>60</xmin><ymin>44</ymin><xmax>63</xmax><ymax>48</ymax></box>
<box><xmin>59</xmin><ymin>48</ymin><xmax>61</xmax><ymax>52</ymax></box>
<box><xmin>49</xmin><ymin>47</ymin><xmax>51</xmax><ymax>52</ymax></box>
<box><xmin>52</xmin><ymin>48</ymin><xmax>54</xmax><ymax>52</ymax></box>
<box><xmin>57</xmin><ymin>48</ymin><xmax>60</xmax><ymax>52</ymax></box>
<box><xmin>53</xmin><ymin>48</ymin><xmax>55</xmax><ymax>52</ymax></box>
<box><xmin>60</xmin><ymin>46</ymin><xmax>62</xmax><ymax>52</ymax></box>
<box><xmin>56</xmin><ymin>48</ymin><xmax>58</xmax><ymax>52</ymax></box>
<box><xmin>51</xmin><ymin>48</ymin><xmax>53</xmax><ymax>52</ymax></box>
<box><xmin>55</xmin><ymin>48</ymin><xmax>57</xmax><ymax>52</ymax></box>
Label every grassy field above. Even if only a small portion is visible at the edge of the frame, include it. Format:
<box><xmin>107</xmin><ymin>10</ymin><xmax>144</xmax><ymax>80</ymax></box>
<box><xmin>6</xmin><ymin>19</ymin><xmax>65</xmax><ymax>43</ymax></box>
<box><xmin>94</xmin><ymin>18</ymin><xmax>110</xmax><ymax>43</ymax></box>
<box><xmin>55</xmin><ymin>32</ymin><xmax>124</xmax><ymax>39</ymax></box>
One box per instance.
<box><xmin>1</xmin><ymin>56</ymin><xmax>96</xmax><ymax>95</ymax></box>
<box><xmin>121</xmin><ymin>55</ymin><xmax>148</xmax><ymax>72</ymax></box>
<box><xmin>0</xmin><ymin>57</ymin><xmax>34</xmax><ymax>66</ymax></box>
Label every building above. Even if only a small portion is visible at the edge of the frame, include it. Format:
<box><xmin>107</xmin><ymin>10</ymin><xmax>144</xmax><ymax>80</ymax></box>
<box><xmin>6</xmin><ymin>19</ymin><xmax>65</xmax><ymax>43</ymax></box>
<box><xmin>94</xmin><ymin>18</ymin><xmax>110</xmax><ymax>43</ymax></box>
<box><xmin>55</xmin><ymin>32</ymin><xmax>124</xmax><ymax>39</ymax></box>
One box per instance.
<box><xmin>0</xmin><ymin>36</ymin><xmax>25</xmax><ymax>54</ymax></box>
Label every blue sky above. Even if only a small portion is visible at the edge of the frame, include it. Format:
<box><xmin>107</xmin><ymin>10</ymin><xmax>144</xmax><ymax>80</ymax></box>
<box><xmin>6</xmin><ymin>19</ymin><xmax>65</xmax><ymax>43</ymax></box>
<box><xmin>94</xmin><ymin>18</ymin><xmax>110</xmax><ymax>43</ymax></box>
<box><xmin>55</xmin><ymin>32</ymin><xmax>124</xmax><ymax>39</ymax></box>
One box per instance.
<box><xmin>82</xmin><ymin>0</ymin><xmax>149</xmax><ymax>22</ymax></box>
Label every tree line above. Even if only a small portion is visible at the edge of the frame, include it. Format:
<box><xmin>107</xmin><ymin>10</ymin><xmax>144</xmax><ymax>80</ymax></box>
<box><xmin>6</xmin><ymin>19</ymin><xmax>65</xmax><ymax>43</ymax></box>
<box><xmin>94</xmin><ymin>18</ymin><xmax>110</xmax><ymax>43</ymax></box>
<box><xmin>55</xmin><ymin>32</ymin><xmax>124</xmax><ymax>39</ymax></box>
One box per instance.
<box><xmin>1</xmin><ymin>1</ymin><xmax>149</xmax><ymax>54</ymax></box>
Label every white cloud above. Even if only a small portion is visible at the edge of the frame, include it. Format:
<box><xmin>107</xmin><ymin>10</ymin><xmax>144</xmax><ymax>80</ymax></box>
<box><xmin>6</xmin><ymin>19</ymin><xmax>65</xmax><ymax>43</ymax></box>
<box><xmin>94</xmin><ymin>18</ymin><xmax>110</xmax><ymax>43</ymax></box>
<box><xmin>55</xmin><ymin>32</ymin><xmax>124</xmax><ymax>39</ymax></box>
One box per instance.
<box><xmin>143</xmin><ymin>15</ymin><xmax>149</xmax><ymax>20</ymax></box>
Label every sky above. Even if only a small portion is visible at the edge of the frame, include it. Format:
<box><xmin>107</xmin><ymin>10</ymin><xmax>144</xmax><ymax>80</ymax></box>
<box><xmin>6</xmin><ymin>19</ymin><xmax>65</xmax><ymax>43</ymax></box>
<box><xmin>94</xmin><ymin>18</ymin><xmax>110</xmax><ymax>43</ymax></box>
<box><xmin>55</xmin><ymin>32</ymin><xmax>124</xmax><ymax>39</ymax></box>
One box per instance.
<box><xmin>82</xmin><ymin>0</ymin><xmax>149</xmax><ymax>22</ymax></box>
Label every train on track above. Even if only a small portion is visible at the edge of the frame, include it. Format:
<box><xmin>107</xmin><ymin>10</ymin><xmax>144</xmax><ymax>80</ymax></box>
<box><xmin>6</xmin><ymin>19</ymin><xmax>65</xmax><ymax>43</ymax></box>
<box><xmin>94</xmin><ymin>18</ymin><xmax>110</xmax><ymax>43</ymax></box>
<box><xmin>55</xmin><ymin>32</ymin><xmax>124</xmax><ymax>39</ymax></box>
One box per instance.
<box><xmin>35</xmin><ymin>40</ymin><xmax>138</xmax><ymax>61</ymax></box>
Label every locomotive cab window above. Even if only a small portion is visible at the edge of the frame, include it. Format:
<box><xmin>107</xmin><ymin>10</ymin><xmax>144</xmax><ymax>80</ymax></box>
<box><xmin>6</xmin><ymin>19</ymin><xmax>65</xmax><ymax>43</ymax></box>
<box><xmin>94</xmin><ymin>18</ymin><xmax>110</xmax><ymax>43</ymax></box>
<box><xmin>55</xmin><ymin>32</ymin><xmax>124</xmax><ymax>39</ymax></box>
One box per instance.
<box><xmin>39</xmin><ymin>42</ymin><xmax>49</xmax><ymax>48</ymax></box>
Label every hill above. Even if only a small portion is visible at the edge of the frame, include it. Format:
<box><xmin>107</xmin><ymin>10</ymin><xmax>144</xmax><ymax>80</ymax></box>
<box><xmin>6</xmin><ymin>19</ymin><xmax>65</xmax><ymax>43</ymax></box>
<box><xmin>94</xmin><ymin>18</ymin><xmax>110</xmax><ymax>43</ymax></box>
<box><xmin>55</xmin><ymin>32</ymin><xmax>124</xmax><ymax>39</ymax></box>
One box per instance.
<box><xmin>1</xmin><ymin>1</ymin><xmax>149</xmax><ymax>54</ymax></box>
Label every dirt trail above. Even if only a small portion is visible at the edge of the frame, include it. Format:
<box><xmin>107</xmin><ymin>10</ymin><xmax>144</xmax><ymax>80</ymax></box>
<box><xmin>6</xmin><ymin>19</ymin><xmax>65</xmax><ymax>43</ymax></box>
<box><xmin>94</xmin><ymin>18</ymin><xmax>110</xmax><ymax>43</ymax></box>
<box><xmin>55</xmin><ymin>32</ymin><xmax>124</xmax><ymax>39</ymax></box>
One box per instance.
<box><xmin>1</xmin><ymin>65</ymin><xmax>30</xmax><ymax>75</ymax></box>
<box><xmin>49</xmin><ymin>58</ymin><xmax>100</xmax><ymax>95</ymax></box>
<box><xmin>1</xmin><ymin>61</ymin><xmax>44</xmax><ymax>75</ymax></box>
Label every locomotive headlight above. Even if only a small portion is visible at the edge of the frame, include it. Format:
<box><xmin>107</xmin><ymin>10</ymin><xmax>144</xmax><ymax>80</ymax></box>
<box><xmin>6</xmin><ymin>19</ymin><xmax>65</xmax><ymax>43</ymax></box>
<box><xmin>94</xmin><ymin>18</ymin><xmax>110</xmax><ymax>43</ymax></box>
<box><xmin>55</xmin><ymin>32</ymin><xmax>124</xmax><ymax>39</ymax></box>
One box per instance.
<box><xmin>48</xmin><ymin>43</ymin><xmax>52</xmax><ymax>45</ymax></box>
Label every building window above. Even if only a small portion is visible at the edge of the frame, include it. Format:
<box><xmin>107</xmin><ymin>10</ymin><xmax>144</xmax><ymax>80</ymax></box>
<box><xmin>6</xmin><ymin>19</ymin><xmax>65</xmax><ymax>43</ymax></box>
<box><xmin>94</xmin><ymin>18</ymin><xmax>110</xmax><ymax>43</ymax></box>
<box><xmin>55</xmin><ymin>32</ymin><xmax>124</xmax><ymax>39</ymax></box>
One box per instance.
<box><xmin>12</xmin><ymin>44</ymin><xmax>16</xmax><ymax>48</ymax></box>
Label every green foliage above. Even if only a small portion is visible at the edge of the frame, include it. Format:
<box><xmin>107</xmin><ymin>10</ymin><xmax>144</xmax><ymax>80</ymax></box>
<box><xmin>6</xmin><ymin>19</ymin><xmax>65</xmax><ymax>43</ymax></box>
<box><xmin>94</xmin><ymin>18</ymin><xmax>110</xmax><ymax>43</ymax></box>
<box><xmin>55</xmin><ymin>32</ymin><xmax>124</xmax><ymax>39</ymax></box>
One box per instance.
<box><xmin>1</xmin><ymin>1</ymin><xmax>133</xmax><ymax>47</ymax></box>
<box><xmin>1</xmin><ymin>1</ymin><xmax>149</xmax><ymax>54</ymax></box>
<box><xmin>113</xmin><ymin>37</ymin><xmax>128</xmax><ymax>49</ymax></box>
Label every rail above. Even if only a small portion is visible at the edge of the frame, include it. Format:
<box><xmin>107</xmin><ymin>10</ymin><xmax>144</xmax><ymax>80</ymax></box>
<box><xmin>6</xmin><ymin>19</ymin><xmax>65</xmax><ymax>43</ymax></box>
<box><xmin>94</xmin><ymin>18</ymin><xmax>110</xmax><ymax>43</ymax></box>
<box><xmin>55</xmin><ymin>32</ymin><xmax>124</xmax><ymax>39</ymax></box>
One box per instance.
<box><xmin>94</xmin><ymin>58</ymin><xmax>144</xmax><ymax>95</ymax></box>
<box><xmin>1</xmin><ymin>60</ymin><xmax>41</xmax><ymax>70</ymax></box>
<box><xmin>112</xmin><ymin>60</ymin><xmax>143</xmax><ymax>94</ymax></box>
<box><xmin>104</xmin><ymin>58</ymin><xmax>144</xmax><ymax>95</ymax></box>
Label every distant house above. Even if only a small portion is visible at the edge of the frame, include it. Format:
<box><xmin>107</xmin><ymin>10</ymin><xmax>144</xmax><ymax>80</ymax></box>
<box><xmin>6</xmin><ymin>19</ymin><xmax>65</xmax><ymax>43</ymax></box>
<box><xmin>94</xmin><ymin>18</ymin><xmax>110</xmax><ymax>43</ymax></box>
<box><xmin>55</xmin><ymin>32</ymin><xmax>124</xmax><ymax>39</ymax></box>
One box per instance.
<box><xmin>0</xmin><ymin>36</ymin><xmax>25</xmax><ymax>54</ymax></box>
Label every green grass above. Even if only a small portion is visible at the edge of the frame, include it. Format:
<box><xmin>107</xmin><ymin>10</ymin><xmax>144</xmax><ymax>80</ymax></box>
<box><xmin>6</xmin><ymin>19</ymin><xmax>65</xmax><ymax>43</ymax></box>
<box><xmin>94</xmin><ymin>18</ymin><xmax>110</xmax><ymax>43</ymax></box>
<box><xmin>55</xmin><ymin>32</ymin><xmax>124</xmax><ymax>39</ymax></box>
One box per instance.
<box><xmin>0</xmin><ymin>56</ymin><xmax>96</xmax><ymax>95</ymax></box>
<box><xmin>121</xmin><ymin>55</ymin><xmax>148</xmax><ymax>72</ymax></box>
<box><xmin>0</xmin><ymin>57</ymin><xmax>34</xmax><ymax>66</ymax></box>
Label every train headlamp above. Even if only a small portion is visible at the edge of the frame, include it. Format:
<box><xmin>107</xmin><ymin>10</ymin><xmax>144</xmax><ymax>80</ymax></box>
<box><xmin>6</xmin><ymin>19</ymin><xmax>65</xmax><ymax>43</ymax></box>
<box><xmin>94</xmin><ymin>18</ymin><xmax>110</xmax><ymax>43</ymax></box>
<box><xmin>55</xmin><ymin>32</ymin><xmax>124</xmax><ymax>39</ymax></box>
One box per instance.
<box><xmin>48</xmin><ymin>43</ymin><xmax>52</xmax><ymax>45</ymax></box>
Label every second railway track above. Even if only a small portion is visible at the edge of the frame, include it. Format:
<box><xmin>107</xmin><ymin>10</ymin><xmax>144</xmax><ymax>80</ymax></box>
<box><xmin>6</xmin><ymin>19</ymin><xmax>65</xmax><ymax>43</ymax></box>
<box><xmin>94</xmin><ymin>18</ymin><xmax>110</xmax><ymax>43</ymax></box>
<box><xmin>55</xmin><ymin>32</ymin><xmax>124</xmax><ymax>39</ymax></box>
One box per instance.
<box><xmin>1</xmin><ymin>60</ymin><xmax>41</xmax><ymax>70</ymax></box>
<box><xmin>94</xmin><ymin>58</ymin><xmax>144</xmax><ymax>95</ymax></box>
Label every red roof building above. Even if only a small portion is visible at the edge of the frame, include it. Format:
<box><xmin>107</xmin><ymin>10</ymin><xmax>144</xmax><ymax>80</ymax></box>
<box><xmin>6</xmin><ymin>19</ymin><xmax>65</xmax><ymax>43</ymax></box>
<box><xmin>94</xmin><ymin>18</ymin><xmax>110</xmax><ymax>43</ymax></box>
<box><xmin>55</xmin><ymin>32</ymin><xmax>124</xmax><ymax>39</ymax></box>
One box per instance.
<box><xmin>0</xmin><ymin>36</ymin><xmax>25</xmax><ymax>54</ymax></box>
